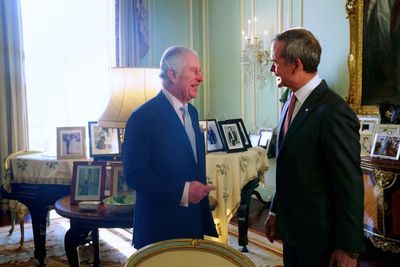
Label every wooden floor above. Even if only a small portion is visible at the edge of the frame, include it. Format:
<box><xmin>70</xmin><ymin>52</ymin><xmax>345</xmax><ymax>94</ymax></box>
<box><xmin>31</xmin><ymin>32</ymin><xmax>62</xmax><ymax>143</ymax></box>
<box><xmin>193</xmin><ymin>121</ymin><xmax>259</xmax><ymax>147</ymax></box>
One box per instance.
<box><xmin>1</xmin><ymin>199</ymin><xmax>400</xmax><ymax>267</ymax></box>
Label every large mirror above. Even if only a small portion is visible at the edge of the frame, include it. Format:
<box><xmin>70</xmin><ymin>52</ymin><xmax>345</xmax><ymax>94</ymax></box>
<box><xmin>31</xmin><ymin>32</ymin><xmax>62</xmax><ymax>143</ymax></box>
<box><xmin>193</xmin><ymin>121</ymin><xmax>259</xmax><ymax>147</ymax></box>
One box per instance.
<box><xmin>346</xmin><ymin>0</ymin><xmax>400</xmax><ymax>114</ymax></box>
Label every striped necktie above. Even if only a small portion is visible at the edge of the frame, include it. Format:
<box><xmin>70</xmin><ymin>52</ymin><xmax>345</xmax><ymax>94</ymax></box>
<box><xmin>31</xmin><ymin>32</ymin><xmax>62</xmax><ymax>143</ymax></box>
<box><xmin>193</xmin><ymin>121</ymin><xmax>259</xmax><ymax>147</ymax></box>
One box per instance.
<box><xmin>180</xmin><ymin>106</ymin><xmax>197</xmax><ymax>162</ymax></box>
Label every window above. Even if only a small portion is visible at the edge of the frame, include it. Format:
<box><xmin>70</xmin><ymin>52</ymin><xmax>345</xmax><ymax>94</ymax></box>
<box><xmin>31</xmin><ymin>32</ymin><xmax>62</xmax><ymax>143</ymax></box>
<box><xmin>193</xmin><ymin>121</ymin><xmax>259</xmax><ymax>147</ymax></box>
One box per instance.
<box><xmin>21</xmin><ymin>0</ymin><xmax>115</xmax><ymax>155</ymax></box>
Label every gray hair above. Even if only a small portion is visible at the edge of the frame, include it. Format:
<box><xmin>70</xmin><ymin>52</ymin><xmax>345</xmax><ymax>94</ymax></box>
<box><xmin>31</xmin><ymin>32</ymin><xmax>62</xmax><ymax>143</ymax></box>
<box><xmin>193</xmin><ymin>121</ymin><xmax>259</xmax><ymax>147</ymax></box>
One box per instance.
<box><xmin>159</xmin><ymin>46</ymin><xmax>198</xmax><ymax>88</ymax></box>
<box><xmin>272</xmin><ymin>28</ymin><xmax>321</xmax><ymax>73</ymax></box>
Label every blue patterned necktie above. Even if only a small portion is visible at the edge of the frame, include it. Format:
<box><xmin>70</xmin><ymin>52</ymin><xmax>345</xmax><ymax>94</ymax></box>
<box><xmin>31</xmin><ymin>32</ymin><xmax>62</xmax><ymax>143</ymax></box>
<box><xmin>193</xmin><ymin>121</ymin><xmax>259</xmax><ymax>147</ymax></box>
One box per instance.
<box><xmin>180</xmin><ymin>106</ymin><xmax>197</xmax><ymax>162</ymax></box>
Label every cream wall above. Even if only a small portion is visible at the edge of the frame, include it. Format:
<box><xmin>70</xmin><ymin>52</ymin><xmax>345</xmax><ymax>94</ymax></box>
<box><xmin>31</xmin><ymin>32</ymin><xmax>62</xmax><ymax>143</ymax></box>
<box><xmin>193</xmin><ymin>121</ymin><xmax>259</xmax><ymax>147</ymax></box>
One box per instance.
<box><xmin>147</xmin><ymin>0</ymin><xmax>351</xmax><ymax>199</ymax></box>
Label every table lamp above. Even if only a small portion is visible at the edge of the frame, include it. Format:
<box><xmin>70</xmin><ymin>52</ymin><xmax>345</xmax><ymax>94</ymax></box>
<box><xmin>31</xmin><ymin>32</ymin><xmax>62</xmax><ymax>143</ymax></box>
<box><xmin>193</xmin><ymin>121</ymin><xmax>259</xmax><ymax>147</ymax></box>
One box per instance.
<box><xmin>98</xmin><ymin>67</ymin><xmax>162</xmax><ymax>128</ymax></box>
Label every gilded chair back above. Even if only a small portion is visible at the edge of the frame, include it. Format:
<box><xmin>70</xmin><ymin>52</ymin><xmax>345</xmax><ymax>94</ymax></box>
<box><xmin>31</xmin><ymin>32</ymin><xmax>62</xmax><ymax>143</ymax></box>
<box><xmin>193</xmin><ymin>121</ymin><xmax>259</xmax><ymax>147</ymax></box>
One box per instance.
<box><xmin>124</xmin><ymin>238</ymin><xmax>255</xmax><ymax>267</ymax></box>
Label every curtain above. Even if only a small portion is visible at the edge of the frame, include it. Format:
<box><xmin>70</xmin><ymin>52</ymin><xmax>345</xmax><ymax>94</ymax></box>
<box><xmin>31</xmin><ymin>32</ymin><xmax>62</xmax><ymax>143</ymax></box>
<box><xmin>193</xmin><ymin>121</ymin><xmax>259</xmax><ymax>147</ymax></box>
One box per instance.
<box><xmin>116</xmin><ymin>0</ymin><xmax>149</xmax><ymax>66</ymax></box>
<box><xmin>0</xmin><ymin>0</ymin><xmax>29</xmax><ymax>211</ymax></box>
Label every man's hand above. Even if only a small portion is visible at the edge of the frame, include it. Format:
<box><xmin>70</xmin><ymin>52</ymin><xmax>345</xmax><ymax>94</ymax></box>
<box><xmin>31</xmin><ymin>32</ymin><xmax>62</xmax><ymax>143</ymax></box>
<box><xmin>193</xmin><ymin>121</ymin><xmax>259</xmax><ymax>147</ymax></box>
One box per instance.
<box><xmin>329</xmin><ymin>249</ymin><xmax>357</xmax><ymax>267</ymax></box>
<box><xmin>188</xmin><ymin>181</ymin><xmax>216</xmax><ymax>204</ymax></box>
<box><xmin>264</xmin><ymin>214</ymin><xmax>279</xmax><ymax>243</ymax></box>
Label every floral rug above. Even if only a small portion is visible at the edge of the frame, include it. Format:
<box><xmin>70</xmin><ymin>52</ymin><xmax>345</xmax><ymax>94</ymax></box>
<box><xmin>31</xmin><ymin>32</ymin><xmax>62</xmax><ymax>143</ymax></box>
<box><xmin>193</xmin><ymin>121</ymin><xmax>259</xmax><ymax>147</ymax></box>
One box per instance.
<box><xmin>0</xmin><ymin>211</ymin><xmax>283</xmax><ymax>267</ymax></box>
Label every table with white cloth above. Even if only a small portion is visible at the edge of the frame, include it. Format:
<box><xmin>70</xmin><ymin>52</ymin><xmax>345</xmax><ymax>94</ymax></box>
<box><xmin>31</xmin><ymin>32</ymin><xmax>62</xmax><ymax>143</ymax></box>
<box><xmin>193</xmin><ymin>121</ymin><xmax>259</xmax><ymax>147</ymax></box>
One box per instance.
<box><xmin>2</xmin><ymin>153</ymin><xmax>83</xmax><ymax>266</ymax></box>
<box><xmin>206</xmin><ymin>147</ymin><xmax>269</xmax><ymax>250</ymax></box>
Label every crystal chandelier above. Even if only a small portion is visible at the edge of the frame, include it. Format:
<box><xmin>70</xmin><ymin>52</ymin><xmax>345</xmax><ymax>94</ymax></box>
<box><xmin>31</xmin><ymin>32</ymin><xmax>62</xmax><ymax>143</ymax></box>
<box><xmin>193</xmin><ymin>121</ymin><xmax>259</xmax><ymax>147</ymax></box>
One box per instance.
<box><xmin>241</xmin><ymin>18</ymin><xmax>270</xmax><ymax>82</ymax></box>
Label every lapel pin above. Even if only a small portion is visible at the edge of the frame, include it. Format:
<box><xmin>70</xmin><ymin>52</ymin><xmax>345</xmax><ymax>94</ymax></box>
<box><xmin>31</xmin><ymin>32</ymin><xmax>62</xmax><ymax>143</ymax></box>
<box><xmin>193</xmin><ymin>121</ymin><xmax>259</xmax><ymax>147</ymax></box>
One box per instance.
<box><xmin>305</xmin><ymin>108</ymin><xmax>309</xmax><ymax>112</ymax></box>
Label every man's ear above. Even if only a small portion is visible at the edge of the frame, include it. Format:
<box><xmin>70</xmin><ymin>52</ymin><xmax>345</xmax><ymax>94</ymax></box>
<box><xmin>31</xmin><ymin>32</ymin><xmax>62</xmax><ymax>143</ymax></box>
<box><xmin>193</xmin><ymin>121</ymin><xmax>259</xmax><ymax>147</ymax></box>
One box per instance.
<box><xmin>167</xmin><ymin>68</ymin><xmax>178</xmax><ymax>83</ymax></box>
<box><xmin>294</xmin><ymin>59</ymin><xmax>303</xmax><ymax>71</ymax></box>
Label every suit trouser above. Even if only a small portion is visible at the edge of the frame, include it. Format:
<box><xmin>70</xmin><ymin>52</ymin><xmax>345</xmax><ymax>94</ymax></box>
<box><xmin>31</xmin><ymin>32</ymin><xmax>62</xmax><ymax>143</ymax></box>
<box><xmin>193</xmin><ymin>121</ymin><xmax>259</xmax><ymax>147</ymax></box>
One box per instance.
<box><xmin>283</xmin><ymin>242</ymin><xmax>331</xmax><ymax>267</ymax></box>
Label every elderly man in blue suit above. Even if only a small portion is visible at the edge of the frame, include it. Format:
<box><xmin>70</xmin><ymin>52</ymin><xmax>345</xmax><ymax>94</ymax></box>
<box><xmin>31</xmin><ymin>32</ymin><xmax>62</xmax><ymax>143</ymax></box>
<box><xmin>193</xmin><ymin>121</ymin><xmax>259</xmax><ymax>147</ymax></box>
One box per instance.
<box><xmin>123</xmin><ymin>46</ymin><xmax>218</xmax><ymax>249</ymax></box>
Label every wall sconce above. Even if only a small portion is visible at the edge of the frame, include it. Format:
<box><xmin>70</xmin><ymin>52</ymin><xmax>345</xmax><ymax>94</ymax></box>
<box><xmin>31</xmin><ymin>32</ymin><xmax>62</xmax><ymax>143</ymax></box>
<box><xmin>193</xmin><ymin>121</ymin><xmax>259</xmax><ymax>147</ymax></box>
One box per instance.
<box><xmin>241</xmin><ymin>18</ymin><xmax>270</xmax><ymax>82</ymax></box>
<box><xmin>98</xmin><ymin>67</ymin><xmax>162</xmax><ymax>128</ymax></box>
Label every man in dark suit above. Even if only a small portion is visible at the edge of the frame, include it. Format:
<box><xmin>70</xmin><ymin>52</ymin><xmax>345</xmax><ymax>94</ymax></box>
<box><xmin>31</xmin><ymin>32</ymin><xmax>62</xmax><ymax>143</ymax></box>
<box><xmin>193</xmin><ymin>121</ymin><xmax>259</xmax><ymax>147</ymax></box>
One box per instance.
<box><xmin>263</xmin><ymin>28</ymin><xmax>364</xmax><ymax>267</ymax></box>
<box><xmin>123</xmin><ymin>46</ymin><xmax>218</xmax><ymax>249</ymax></box>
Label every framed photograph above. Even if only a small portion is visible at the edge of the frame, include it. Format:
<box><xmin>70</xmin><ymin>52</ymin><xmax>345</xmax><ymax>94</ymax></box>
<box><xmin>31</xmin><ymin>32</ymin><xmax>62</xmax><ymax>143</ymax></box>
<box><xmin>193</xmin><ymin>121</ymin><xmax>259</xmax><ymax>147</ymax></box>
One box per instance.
<box><xmin>371</xmin><ymin>133</ymin><xmax>400</xmax><ymax>160</ymax></box>
<box><xmin>377</xmin><ymin>124</ymin><xmax>400</xmax><ymax>135</ymax></box>
<box><xmin>249</xmin><ymin>133</ymin><xmax>261</xmax><ymax>147</ymax></box>
<box><xmin>57</xmin><ymin>126</ymin><xmax>86</xmax><ymax>159</ymax></box>
<box><xmin>70</xmin><ymin>161</ymin><xmax>106</xmax><ymax>204</ymax></box>
<box><xmin>224</xmin><ymin>118</ymin><xmax>252</xmax><ymax>148</ymax></box>
<box><xmin>205</xmin><ymin>119</ymin><xmax>225</xmax><ymax>153</ymax></box>
<box><xmin>358</xmin><ymin>115</ymin><xmax>380</xmax><ymax>133</ymax></box>
<box><xmin>88</xmin><ymin>121</ymin><xmax>121</xmax><ymax>160</ymax></box>
<box><xmin>259</xmin><ymin>129</ymin><xmax>273</xmax><ymax>151</ymax></box>
<box><xmin>360</xmin><ymin>132</ymin><xmax>374</xmax><ymax>156</ymax></box>
<box><xmin>109</xmin><ymin>162</ymin><xmax>134</xmax><ymax>196</ymax></box>
<box><xmin>218</xmin><ymin>121</ymin><xmax>247</xmax><ymax>153</ymax></box>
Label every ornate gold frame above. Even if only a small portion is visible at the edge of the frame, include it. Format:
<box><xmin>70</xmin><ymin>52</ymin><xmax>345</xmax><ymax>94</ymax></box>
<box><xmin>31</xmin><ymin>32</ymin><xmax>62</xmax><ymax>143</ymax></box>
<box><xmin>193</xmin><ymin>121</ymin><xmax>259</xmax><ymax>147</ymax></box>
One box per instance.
<box><xmin>346</xmin><ymin>0</ymin><xmax>379</xmax><ymax>114</ymax></box>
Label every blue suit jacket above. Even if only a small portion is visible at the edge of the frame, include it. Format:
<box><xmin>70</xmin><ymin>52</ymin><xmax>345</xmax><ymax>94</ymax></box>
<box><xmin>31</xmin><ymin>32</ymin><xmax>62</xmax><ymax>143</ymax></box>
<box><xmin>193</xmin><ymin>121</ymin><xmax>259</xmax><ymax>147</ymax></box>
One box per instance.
<box><xmin>123</xmin><ymin>92</ymin><xmax>218</xmax><ymax>249</ymax></box>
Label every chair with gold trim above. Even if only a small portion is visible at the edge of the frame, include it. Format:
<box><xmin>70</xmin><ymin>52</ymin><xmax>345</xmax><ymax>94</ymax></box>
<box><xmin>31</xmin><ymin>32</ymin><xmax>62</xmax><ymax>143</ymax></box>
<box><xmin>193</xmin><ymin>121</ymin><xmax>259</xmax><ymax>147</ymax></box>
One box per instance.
<box><xmin>2</xmin><ymin>150</ymin><xmax>41</xmax><ymax>247</ymax></box>
<box><xmin>124</xmin><ymin>238</ymin><xmax>255</xmax><ymax>267</ymax></box>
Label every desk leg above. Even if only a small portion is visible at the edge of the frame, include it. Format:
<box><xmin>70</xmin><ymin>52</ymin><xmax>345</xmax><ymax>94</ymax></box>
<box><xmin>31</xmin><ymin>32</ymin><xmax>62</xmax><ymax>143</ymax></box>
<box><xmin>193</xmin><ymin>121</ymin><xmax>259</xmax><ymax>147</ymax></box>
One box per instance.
<box><xmin>237</xmin><ymin>178</ymin><xmax>260</xmax><ymax>252</ymax></box>
<box><xmin>65</xmin><ymin>226</ymin><xmax>91</xmax><ymax>267</ymax></box>
<box><xmin>29</xmin><ymin>205</ymin><xmax>50</xmax><ymax>267</ymax></box>
<box><xmin>92</xmin><ymin>228</ymin><xmax>100</xmax><ymax>267</ymax></box>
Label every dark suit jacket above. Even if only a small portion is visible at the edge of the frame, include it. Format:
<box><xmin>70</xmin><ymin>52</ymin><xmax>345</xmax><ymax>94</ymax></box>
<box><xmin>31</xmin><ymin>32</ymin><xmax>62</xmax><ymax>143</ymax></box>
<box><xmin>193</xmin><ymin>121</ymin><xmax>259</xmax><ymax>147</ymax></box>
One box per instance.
<box><xmin>123</xmin><ymin>92</ymin><xmax>218</xmax><ymax>249</ymax></box>
<box><xmin>271</xmin><ymin>80</ymin><xmax>364</xmax><ymax>253</ymax></box>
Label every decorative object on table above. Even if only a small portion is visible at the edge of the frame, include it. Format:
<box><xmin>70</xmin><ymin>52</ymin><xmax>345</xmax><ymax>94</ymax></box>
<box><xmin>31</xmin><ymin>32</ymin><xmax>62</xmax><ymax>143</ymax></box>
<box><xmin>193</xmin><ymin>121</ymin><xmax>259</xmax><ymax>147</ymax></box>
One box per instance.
<box><xmin>78</xmin><ymin>200</ymin><xmax>101</xmax><ymax>212</ymax></box>
<box><xmin>249</xmin><ymin>133</ymin><xmax>261</xmax><ymax>147</ymax></box>
<box><xmin>205</xmin><ymin>119</ymin><xmax>225</xmax><ymax>153</ymax></box>
<box><xmin>198</xmin><ymin>120</ymin><xmax>208</xmax><ymax>153</ymax></box>
<box><xmin>370</xmin><ymin>133</ymin><xmax>400</xmax><ymax>160</ymax></box>
<box><xmin>56</xmin><ymin>126</ymin><xmax>86</xmax><ymax>159</ymax></box>
<box><xmin>258</xmin><ymin>128</ymin><xmax>273</xmax><ymax>152</ymax></box>
<box><xmin>103</xmin><ymin>195</ymin><xmax>135</xmax><ymax>213</ymax></box>
<box><xmin>70</xmin><ymin>161</ymin><xmax>106</xmax><ymax>204</ymax></box>
<box><xmin>218</xmin><ymin>120</ymin><xmax>247</xmax><ymax>153</ymax></box>
<box><xmin>357</xmin><ymin>115</ymin><xmax>380</xmax><ymax>133</ymax></box>
<box><xmin>108</xmin><ymin>161</ymin><xmax>135</xmax><ymax>196</ymax></box>
<box><xmin>98</xmin><ymin>67</ymin><xmax>161</xmax><ymax>129</ymax></box>
<box><xmin>88</xmin><ymin>121</ymin><xmax>121</xmax><ymax>161</ymax></box>
<box><xmin>360</xmin><ymin>132</ymin><xmax>374</xmax><ymax>156</ymax></box>
<box><xmin>224</xmin><ymin>118</ymin><xmax>252</xmax><ymax>149</ymax></box>
<box><xmin>379</xmin><ymin>102</ymin><xmax>400</xmax><ymax>124</ymax></box>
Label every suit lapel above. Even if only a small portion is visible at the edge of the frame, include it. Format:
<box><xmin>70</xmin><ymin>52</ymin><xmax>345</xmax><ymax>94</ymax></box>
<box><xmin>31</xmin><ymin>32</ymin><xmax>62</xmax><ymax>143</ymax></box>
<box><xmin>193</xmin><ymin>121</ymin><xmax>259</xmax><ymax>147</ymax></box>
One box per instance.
<box><xmin>279</xmin><ymin>81</ymin><xmax>328</xmax><ymax>152</ymax></box>
<box><xmin>155</xmin><ymin>92</ymin><xmax>197</xmax><ymax>163</ymax></box>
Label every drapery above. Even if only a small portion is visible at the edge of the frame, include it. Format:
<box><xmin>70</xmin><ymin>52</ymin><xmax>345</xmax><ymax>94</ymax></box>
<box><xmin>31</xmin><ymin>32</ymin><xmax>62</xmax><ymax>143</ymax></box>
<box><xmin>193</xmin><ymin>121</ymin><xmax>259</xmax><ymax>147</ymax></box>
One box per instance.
<box><xmin>116</xmin><ymin>0</ymin><xmax>149</xmax><ymax>66</ymax></box>
<box><xmin>0</xmin><ymin>0</ymin><xmax>29</xmax><ymax>211</ymax></box>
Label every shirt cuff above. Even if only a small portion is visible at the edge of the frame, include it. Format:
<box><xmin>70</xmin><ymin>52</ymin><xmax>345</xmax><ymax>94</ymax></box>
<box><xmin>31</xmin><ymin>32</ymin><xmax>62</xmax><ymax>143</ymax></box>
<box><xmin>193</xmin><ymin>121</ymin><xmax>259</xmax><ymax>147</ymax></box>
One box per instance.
<box><xmin>268</xmin><ymin>211</ymin><xmax>276</xmax><ymax>216</ymax></box>
<box><xmin>180</xmin><ymin>181</ymin><xmax>190</xmax><ymax>207</ymax></box>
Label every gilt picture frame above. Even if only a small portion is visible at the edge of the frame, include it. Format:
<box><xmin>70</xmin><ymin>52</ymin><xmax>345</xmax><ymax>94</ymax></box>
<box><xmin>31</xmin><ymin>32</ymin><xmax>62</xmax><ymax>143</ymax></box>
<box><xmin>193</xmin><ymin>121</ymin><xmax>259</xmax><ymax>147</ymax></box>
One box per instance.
<box><xmin>70</xmin><ymin>161</ymin><xmax>106</xmax><ymax>204</ymax></box>
<box><xmin>109</xmin><ymin>162</ymin><xmax>134</xmax><ymax>196</ymax></box>
<box><xmin>346</xmin><ymin>0</ymin><xmax>400</xmax><ymax>114</ymax></box>
<box><xmin>56</xmin><ymin>126</ymin><xmax>86</xmax><ymax>160</ymax></box>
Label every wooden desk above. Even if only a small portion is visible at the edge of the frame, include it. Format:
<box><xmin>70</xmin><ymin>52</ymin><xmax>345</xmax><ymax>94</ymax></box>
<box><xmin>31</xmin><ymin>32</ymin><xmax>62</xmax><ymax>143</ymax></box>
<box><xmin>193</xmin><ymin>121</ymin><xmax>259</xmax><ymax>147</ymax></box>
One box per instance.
<box><xmin>55</xmin><ymin>195</ymin><xmax>133</xmax><ymax>266</ymax></box>
<box><xmin>361</xmin><ymin>156</ymin><xmax>400</xmax><ymax>253</ymax></box>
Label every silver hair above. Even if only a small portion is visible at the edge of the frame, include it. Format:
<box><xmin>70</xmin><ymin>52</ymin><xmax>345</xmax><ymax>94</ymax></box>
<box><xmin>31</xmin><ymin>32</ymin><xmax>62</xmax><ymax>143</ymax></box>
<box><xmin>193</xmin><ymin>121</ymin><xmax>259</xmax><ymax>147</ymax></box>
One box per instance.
<box><xmin>159</xmin><ymin>46</ymin><xmax>198</xmax><ymax>88</ymax></box>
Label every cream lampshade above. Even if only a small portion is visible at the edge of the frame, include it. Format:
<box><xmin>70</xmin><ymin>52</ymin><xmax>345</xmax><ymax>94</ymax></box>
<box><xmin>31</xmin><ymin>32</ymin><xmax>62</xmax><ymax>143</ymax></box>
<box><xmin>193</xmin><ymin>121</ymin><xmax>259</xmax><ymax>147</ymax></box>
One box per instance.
<box><xmin>98</xmin><ymin>67</ymin><xmax>162</xmax><ymax>128</ymax></box>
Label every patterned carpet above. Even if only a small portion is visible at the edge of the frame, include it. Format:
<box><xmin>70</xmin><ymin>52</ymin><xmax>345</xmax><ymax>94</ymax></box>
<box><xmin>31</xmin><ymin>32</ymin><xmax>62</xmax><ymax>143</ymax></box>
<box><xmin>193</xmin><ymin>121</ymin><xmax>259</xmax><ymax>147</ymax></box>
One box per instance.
<box><xmin>0</xmin><ymin>211</ymin><xmax>283</xmax><ymax>267</ymax></box>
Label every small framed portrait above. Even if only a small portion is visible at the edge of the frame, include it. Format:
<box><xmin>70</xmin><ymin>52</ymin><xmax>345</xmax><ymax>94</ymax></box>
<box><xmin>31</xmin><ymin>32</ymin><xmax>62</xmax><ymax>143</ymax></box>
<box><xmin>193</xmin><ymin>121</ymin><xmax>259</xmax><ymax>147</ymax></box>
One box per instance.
<box><xmin>109</xmin><ymin>162</ymin><xmax>134</xmax><ymax>196</ymax></box>
<box><xmin>358</xmin><ymin>115</ymin><xmax>380</xmax><ymax>133</ymax></box>
<box><xmin>249</xmin><ymin>133</ymin><xmax>261</xmax><ymax>147</ymax></box>
<box><xmin>57</xmin><ymin>126</ymin><xmax>86</xmax><ymax>159</ymax></box>
<box><xmin>205</xmin><ymin>119</ymin><xmax>225</xmax><ymax>153</ymax></box>
<box><xmin>224</xmin><ymin>118</ymin><xmax>252</xmax><ymax>148</ymax></box>
<box><xmin>218</xmin><ymin>121</ymin><xmax>247</xmax><ymax>153</ymax></box>
<box><xmin>259</xmin><ymin>129</ymin><xmax>274</xmax><ymax>151</ymax></box>
<box><xmin>88</xmin><ymin>121</ymin><xmax>121</xmax><ymax>160</ymax></box>
<box><xmin>360</xmin><ymin>132</ymin><xmax>374</xmax><ymax>156</ymax></box>
<box><xmin>371</xmin><ymin>133</ymin><xmax>400</xmax><ymax>160</ymax></box>
<box><xmin>70</xmin><ymin>161</ymin><xmax>106</xmax><ymax>204</ymax></box>
<box><xmin>377</xmin><ymin>124</ymin><xmax>400</xmax><ymax>135</ymax></box>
